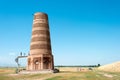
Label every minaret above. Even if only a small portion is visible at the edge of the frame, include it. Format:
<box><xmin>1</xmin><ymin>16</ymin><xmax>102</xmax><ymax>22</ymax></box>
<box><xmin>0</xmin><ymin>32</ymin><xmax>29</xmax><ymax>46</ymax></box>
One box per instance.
<box><xmin>27</xmin><ymin>12</ymin><xmax>54</xmax><ymax>70</ymax></box>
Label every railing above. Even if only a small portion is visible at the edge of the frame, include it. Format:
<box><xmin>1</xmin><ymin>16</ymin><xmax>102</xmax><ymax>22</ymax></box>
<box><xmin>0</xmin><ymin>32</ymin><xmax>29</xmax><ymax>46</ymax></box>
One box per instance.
<box><xmin>15</xmin><ymin>52</ymin><xmax>28</xmax><ymax>73</ymax></box>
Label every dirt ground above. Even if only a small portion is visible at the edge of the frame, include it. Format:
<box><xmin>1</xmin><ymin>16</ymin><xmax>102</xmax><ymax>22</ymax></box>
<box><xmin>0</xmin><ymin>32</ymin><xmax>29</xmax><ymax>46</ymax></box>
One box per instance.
<box><xmin>0</xmin><ymin>67</ymin><xmax>120</xmax><ymax>80</ymax></box>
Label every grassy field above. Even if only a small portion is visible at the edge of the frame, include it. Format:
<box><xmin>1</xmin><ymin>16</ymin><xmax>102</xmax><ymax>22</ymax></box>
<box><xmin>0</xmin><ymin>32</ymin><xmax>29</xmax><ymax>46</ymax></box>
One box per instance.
<box><xmin>0</xmin><ymin>67</ymin><xmax>120</xmax><ymax>80</ymax></box>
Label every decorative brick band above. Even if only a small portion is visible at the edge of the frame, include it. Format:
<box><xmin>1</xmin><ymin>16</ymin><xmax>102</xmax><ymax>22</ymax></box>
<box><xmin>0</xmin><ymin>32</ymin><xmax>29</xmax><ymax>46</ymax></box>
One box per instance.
<box><xmin>30</xmin><ymin>49</ymin><xmax>52</xmax><ymax>55</ymax></box>
<box><xmin>31</xmin><ymin>37</ymin><xmax>50</xmax><ymax>42</ymax></box>
<box><xmin>32</xmin><ymin>30</ymin><xmax>50</xmax><ymax>36</ymax></box>
<box><xmin>34</xmin><ymin>14</ymin><xmax>48</xmax><ymax>20</ymax></box>
<box><xmin>33</xmin><ymin>19</ymin><xmax>48</xmax><ymax>24</ymax></box>
<box><xmin>30</xmin><ymin>52</ymin><xmax>52</xmax><ymax>55</ymax></box>
<box><xmin>31</xmin><ymin>34</ymin><xmax>49</xmax><ymax>38</ymax></box>
<box><xmin>30</xmin><ymin>44</ymin><xmax>51</xmax><ymax>50</ymax></box>
<box><xmin>32</xmin><ymin>27</ymin><xmax>49</xmax><ymax>31</ymax></box>
<box><xmin>31</xmin><ymin>41</ymin><xmax>50</xmax><ymax>46</ymax></box>
<box><xmin>33</xmin><ymin>23</ymin><xmax>49</xmax><ymax>28</ymax></box>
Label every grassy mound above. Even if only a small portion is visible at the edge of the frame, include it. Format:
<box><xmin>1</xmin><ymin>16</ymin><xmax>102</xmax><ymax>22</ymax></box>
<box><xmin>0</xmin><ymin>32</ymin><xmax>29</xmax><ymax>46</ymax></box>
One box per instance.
<box><xmin>98</xmin><ymin>61</ymin><xmax>120</xmax><ymax>72</ymax></box>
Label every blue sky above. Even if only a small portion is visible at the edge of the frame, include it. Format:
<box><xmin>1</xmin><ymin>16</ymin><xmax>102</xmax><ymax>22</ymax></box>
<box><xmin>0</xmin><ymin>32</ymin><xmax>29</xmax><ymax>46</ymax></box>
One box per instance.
<box><xmin>0</xmin><ymin>0</ymin><xmax>120</xmax><ymax>66</ymax></box>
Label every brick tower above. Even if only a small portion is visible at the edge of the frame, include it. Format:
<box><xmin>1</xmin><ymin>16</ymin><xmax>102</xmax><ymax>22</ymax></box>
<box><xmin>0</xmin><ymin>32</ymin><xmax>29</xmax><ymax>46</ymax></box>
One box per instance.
<box><xmin>27</xmin><ymin>12</ymin><xmax>54</xmax><ymax>71</ymax></box>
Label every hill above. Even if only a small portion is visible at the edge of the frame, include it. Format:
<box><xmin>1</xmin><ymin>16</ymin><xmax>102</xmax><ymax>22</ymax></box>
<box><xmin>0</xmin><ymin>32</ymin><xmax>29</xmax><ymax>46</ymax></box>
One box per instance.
<box><xmin>98</xmin><ymin>61</ymin><xmax>120</xmax><ymax>72</ymax></box>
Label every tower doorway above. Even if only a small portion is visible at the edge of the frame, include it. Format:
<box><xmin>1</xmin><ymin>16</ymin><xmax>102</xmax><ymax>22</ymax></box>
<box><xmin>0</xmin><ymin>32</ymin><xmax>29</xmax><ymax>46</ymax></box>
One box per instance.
<box><xmin>43</xmin><ymin>57</ymin><xmax>50</xmax><ymax>69</ymax></box>
<box><xmin>35</xmin><ymin>60</ymin><xmax>39</xmax><ymax>70</ymax></box>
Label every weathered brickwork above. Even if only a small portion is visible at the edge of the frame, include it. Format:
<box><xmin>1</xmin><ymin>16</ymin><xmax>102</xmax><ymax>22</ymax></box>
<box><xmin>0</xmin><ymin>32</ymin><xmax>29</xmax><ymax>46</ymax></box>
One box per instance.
<box><xmin>27</xmin><ymin>12</ymin><xmax>54</xmax><ymax>71</ymax></box>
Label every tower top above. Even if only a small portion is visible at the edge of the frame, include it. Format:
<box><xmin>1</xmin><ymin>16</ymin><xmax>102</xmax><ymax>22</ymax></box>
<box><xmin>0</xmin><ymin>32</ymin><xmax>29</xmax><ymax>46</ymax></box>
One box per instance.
<box><xmin>34</xmin><ymin>12</ymin><xmax>47</xmax><ymax>16</ymax></box>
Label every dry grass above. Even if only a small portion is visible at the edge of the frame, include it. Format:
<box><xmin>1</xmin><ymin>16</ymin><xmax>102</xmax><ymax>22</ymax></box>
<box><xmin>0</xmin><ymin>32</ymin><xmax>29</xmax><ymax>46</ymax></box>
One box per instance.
<box><xmin>98</xmin><ymin>61</ymin><xmax>120</xmax><ymax>72</ymax></box>
<box><xmin>0</xmin><ymin>67</ymin><xmax>120</xmax><ymax>80</ymax></box>
<box><xmin>57</xmin><ymin>67</ymin><xmax>89</xmax><ymax>72</ymax></box>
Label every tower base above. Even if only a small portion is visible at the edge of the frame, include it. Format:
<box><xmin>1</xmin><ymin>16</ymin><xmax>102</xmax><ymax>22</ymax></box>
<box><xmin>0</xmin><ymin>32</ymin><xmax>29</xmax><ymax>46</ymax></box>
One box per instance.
<box><xmin>19</xmin><ymin>69</ymin><xmax>54</xmax><ymax>74</ymax></box>
<box><xmin>27</xmin><ymin>54</ymin><xmax>54</xmax><ymax>71</ymax></box>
